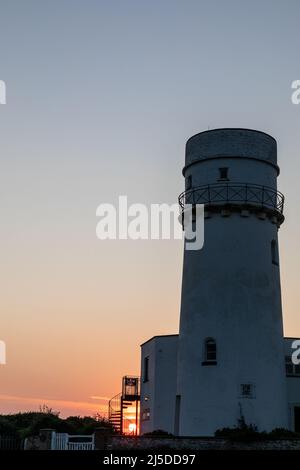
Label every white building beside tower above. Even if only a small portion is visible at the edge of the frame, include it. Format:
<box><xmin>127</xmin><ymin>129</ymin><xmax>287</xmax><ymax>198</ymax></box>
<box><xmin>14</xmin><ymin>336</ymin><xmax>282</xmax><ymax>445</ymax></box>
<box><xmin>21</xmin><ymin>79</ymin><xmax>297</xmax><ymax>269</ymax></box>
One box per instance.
<box><xmin>140</xmin><ymin>128</ymin><xmax>300</xmax><ymax>436</ymax></box>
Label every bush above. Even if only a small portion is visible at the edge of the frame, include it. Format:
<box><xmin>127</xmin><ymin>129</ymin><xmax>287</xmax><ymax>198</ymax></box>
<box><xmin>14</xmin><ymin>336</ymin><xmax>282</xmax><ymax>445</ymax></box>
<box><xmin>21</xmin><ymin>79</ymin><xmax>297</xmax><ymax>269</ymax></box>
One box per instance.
<box><xmin>143</xmin><ymin>429</ymin><xmax>174</xmax><ymax>437</ymax></box>
<box><xmin>0</xmin><ymin>410</ymin><xmax>114</xmax><ymax>439</ymax></box>
<box><xmin>215</xmin><ymin>423</ymin><xmax>263</xmax><ymax>442</ymax></box>
<box><xmin>268</xmin><ymin>428</ymin><xmax>300</xmax><ymax>439</ymax></box>
<box><xmin>0</xmin><ymin>416</ymin><xmax>18</xmax><ymax>436</ymax></box>
<box><xmin>64</xmin><ymin>416</ymin><xmax>115</xmax><ymax>435</ymax></box>
<box><xmin>215</xmin><ymin>424</ymin><xmax>300</xmax><ymax>442</ymax></box>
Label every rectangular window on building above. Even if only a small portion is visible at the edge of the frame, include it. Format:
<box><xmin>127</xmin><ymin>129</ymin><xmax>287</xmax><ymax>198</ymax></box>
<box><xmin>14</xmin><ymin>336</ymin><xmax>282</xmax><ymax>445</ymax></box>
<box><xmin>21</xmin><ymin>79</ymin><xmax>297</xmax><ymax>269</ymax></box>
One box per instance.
<box><xmin>141</xmin><ymin>408</ymin><xmax>150</xmax><ymax>421</ymax></box>
<box><xmin>240</xmin><ymin>383</ymin><xmax>255</xmax><ymax>398</ymax></box>
<box><xmin>218</xmin><ymin>167</ymin><xmax>229</xmax><ymax>181</ymax></box>
<box><xmin>206</xmin><ymin>340</ymin><xmax>217</xmax><ymax>361</ymax></box>
<box><xmin>271</xmin><ymin>240</ymin><xmax>279</xmax><ymax>266</ymax></box>
<box><xmin>143</xmin><ymin>356</ymin><xmax>149</xmax><ymax>383</ymax></box>
<box><xmin>294</xmin><ymin>407</ymin><xmax>300</xmax><ymax>432</ymax></box>
<box><xmin>186</xmin><ymin>175</ymin><xmax>192</xmax><ymax>190</ymax></box>
<box><xmin>285</xmin><ymin>355</ymin><xmax>294</xmax><ymax>376</ymax></box>
<box><xmin>202</xmin><ymin>338</ymin><xmax>217</xmax><ymax>365</ymax></box>
<box><xmin>285</xmin><ymin>355</ymin><xmax>300</xmax><ymax>376</ymax></box>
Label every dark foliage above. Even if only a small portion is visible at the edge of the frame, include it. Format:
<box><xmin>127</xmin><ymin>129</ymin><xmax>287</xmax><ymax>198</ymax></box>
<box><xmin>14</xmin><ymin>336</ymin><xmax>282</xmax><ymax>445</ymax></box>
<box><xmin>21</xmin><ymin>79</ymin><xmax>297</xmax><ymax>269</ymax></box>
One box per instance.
<box><xmin>0</xmin><ymin>416</ymin><xmax>18</xmax><ymax>436</ymax></box>
<box><xmin>215</xmin><ymin>423</ymin><xmax>300</xmax><ymax>442</ymax></box>
<box><xmin>143</xmin><ymin>429</ymin><xmax>174</xmax><ymax>437</ymax></box>
<box><xmin>0</xmin><ymin>409</ymin><xmax>114</xmax><ymax>439</ymax></box>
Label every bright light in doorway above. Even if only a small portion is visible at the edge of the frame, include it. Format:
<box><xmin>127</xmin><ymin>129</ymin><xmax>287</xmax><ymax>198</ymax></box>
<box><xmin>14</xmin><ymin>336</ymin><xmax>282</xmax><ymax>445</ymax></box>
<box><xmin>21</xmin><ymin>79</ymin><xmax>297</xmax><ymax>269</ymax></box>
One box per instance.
<box><xmin>128</xmin><ymin>423</ymin><xmax>136</xmax><ymax>433</ymax></box>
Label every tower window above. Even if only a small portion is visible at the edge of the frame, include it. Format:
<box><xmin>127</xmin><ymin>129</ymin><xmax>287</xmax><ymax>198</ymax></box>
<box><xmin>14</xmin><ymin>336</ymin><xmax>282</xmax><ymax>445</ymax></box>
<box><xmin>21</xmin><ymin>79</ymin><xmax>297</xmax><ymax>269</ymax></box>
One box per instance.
<box><xmin>202</xmin><ymin>338</ymin><xmax>217</xmax><ymax>365</ymax></box>
<box><xmin>240</xmin><ymin>383</ymin><xmax>255</xmax><ymax>398</ymax></box>
<box><xmin>286</xmin><ymin>355</ymin><xmax>293</xmax><ymax>375</ymax></box>
<box><xmin>141</xmin><ymin>408</ymin><xmax>150</xmax><ymax>421</ymax></box>
<box><xmin>285</xmin><ymin>355</ymin><xmax>300</xmax><ymax>376</ymax></box>
<box><xmin>143</xmin><ymin>356</ymin><xmax>149</xmax><ymax>382</ymax></box>
<box><xmin>218</xmin><ymin>167</ymin><xmax>229</xmax><ymax>180</ymax></box>
<box><xmin>186</xmin><ymin>175</ymin><xmax>192</xmax><ymax>190</ymax></box>
<box><xmin>271</xmin><ymin>239</ymin><xmax>279</xmax><ymax>266</ymax></box>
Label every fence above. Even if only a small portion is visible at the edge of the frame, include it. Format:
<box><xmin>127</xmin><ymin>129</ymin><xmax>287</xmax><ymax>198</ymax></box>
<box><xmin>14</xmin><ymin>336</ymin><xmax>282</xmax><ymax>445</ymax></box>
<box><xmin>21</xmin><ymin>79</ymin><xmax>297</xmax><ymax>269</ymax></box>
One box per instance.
<box><xmin>178</xmin><ymin>182</ymin><xmax>284</xmax><ymax>215</ymax></box>
<box><xmin>0</xmin><ymin>435</ymin><xmax>23</xmax><ymax>450</ymax></box>
<box><xmin>51</xmin><ymin>432</ymin><xmax>95</xmax><ymax>450</ymax></box>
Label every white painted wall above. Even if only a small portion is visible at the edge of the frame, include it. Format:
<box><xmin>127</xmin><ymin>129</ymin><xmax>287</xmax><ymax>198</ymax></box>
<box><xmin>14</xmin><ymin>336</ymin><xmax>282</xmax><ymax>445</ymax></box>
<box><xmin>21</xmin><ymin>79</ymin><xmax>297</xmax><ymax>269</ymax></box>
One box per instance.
<box><xmin>139</xmin><ymin>130</ymin><xmax>295</xmax><ymax>437</ymax></box>
<box><xmin>140</xmin><ymin>335</ymin><xmax>178</xmax><ymax>435</ymax></box>
<box><xmin>140</xmin><ymin>336</ymin><xmax>300</xmax><ymax>435</ymax></box>
<box><xmin>177</xmin><ymin>129</ymin><xmax>288</xmax><ymax>435</ymax></box>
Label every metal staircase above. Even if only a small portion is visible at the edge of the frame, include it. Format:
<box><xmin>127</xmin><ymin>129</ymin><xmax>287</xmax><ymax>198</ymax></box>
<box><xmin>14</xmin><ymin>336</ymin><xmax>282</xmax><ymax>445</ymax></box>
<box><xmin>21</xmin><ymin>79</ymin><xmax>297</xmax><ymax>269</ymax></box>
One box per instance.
<box><xmin>108</xmin><ymin>376</ymin><xmax>140</xmax><ymax>434</ymax></box>
<box><xmin>108</xmin><ymin>393</ymin><xmax>122</xmax><ymax>433</ymax></box>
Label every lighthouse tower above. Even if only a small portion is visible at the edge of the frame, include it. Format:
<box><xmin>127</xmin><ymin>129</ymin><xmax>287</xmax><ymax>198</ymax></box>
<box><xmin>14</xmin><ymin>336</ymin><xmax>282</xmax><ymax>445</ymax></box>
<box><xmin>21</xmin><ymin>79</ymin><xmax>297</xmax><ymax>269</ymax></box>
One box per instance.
<box><xmin>176</xmin><ymin>128</ymin><xmax>288</xmax><ymax>435</ymax></box>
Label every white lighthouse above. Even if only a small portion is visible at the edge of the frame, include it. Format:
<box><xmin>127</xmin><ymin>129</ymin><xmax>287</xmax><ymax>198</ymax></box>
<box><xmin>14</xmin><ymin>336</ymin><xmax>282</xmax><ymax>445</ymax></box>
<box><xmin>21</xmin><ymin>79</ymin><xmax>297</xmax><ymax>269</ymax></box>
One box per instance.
<box><xmin>176</xmin><ymin>128</ymin><xmax>288</xmax><ymax>435</ymax></box>
<box><xmin>140</xmin><ymin>129</ymin><xmax>300</xmax><ymax>436</ymax></box>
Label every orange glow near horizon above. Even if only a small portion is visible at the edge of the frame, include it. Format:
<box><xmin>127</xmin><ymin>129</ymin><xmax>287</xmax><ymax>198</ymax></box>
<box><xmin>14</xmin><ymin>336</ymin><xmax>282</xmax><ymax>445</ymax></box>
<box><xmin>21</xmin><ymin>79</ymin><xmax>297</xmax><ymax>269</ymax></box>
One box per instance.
<box><xmin>0</xmin><ymin>233</ymin><xmax>181</xmax><ymax>419</ymax></box>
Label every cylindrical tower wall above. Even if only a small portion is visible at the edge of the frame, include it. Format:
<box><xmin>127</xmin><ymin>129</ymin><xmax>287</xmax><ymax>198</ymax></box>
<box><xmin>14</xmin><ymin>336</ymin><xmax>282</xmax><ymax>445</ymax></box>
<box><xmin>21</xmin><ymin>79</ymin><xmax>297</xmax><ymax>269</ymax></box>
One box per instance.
<box><xmin>177</xmin><ymin>129</ymin><xmax>288</xmax><ymax>436</ymax></box>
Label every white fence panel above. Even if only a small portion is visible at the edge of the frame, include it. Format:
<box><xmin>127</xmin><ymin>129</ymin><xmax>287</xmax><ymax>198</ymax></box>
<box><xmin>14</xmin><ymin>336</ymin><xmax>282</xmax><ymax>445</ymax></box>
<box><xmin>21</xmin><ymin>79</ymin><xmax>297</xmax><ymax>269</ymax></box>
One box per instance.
<box><xmin>68</xmin><ymin>442</ymin><xmax>94</xmax><ymax>450</ymax></box>
<box><xmin>51</xmin><ymin>432</ymin><xmax>95</xmax><ymax>450</ymax></box>
<box><xmin>53</xmin><ymin>432</ymin><xmax>68</xmax><ymax>450</ymax></box>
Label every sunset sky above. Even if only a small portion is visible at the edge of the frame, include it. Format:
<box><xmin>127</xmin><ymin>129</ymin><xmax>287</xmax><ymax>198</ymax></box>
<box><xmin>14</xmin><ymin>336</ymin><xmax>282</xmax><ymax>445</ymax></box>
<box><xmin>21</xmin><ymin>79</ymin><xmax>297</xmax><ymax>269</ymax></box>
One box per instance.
<box><xmin>1</xmin><ymin>0</ymin><xmax>300</xmax><ymax>417</ymax></box>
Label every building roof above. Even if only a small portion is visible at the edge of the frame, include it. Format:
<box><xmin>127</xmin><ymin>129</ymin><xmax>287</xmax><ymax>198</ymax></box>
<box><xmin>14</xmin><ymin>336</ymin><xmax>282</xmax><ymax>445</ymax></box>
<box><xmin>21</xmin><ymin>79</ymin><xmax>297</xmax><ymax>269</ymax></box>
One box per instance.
<box><xmin>140</xmin><ymin>335</ymin><xmax>299</xmax><ymax>347</ymax></box>
<box><xmin>183</xmin><ymin>128</ymin><xmax>279</xmax><ymax>175</ymax></box>
<box><xmin>140</xmin><ymin>334</ymin><xmax>178</xmax><ymax>347</ymax></box>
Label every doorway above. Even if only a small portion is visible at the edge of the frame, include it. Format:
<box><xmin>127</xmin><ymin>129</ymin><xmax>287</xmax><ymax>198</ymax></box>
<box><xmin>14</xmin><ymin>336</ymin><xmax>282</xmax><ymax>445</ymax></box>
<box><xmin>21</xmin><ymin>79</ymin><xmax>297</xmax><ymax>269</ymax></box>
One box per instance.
<box><xmin>294</xmin><ymin>406</ymin><xmax>300</xmax><ymax>432</ymax></box>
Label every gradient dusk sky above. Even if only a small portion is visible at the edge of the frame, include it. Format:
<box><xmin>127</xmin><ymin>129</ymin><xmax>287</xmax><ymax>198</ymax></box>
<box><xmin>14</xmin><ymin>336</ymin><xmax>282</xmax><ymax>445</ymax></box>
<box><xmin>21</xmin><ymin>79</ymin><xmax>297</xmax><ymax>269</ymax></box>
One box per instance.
<box><xmin>1</xmin><ymin>0</ymin><xmax>300</xmax><ymax>417</ymax></box>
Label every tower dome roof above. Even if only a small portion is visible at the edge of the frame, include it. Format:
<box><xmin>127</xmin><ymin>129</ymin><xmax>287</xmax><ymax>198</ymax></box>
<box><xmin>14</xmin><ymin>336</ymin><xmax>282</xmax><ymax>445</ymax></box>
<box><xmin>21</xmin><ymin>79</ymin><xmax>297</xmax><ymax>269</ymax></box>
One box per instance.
<box><xmin>185</xmin><ymin>128</ymin><xmax>278</xmax><ymax>172</ymax></box>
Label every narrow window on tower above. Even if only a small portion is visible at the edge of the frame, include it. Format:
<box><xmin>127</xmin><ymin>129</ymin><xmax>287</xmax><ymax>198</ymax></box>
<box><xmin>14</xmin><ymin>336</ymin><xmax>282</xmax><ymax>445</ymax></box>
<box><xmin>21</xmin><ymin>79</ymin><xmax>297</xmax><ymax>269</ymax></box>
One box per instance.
<box><xmin>143</xmin><ymin>356</ymin><xmax>149</xmax><ymax>382</ymax></box>
<box><xmin>186</xmin><ymin>175</ymin><xmax>192</xmax><ymax>190</ymax></box>
<box><xmin>218</xmin><ymin>167</ymin><xmax>229</xmax><ymax>181</ymax></box>
<box><xmin>285</xmin><ymin>355</ymin><xmax>300</xmax><ymax>376</ymax></box>
<box><xmin>202</xmin><ymin>338</ymin><xmax>217</xmax><ymax>365</ymax></box>
<box><xmin>271</xmin><ymin>239</ymin><xmax>279</xmax><ymax>266</ymax></box>
<box><xmin>285</xmin><ymin>355</ymin><xmax>293</xmax><ymax>376</ymax></box>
